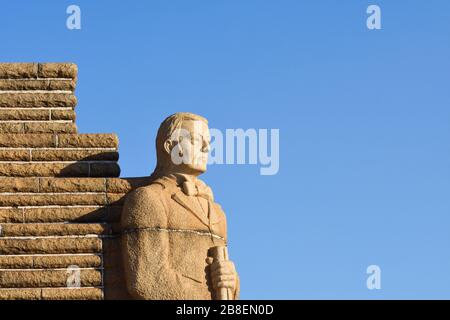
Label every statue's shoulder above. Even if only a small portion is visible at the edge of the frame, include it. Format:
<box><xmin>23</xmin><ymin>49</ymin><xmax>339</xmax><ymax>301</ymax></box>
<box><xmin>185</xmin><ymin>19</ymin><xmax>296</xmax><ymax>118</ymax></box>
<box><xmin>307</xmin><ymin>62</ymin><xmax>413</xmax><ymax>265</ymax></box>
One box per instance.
<box><xmin>124</xmin><ymin>177</ymin><xmax>178</xmax><ymax>207</ymax></box>
<box><xmin>128</xmin><ymin>182</ymin><xmax>165</xmax><ymax>199</ymax></box>
<box><xmin>121</xmin><ymin>181</ymin><xmax>170</xmax><ymax>228</ymax></box>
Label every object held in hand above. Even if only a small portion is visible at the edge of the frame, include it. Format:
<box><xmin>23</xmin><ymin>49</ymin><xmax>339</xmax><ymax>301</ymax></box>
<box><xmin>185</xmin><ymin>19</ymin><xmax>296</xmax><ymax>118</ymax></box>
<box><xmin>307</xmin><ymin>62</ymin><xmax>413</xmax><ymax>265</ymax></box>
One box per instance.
<box><xmin>209</xmin><ymin>246</ymin><xmax>232</xmax><ymax>300</ymax></box>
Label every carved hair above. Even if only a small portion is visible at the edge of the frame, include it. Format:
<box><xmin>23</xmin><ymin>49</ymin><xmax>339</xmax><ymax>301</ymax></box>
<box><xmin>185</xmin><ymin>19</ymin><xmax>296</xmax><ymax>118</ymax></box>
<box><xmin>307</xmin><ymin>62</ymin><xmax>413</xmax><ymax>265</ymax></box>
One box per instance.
<box><xmin>150</xmin><ymin>112</ymin><xmax>208</xmax><ymax>179</ymax></box>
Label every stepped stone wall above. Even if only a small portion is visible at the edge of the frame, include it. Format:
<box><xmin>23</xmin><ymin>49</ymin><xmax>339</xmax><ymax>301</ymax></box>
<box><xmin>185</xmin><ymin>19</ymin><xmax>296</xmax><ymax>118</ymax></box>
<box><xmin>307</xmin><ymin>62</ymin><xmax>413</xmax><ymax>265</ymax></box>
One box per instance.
<box><xmin>0</xmin><ymin>63</ymin><xmax>145</xmax><ymax>300</ymax></box>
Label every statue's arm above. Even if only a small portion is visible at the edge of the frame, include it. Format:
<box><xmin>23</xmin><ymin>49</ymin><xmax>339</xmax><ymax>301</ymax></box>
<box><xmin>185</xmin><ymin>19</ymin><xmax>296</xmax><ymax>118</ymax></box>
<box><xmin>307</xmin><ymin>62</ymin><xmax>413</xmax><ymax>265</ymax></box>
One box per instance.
<box><xmin>121</xmin><ymin>186</ymin><xmax>199</xmax><ymax>299</ymax></box>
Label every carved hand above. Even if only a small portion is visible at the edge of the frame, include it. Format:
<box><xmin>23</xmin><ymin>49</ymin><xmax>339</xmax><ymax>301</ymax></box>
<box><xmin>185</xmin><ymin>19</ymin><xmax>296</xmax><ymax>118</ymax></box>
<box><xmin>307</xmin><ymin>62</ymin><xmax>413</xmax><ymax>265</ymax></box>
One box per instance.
<box><xmin>206</xmin><ymin>258</ymin><xmax>238</xmax><ymax>294</ymax></box>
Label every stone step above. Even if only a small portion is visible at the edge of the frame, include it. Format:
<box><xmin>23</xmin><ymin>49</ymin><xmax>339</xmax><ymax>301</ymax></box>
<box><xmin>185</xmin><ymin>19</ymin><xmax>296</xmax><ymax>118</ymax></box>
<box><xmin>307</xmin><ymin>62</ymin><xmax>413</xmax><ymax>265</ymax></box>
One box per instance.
<box><xmin>0</xmin><ymin>287</ymin><xmax>102</xmax><ymax>300</ymax></box>
<box><xmin>0</xmin><ymin>162</ymin><xmax>120</xmax><ymax>177</ymax></box>
<box><xmin>0</xmin><ymin>193</ymin><xmax>125</xmax><ymax>207</ymax></box>
<box><xmin>0</xmin><ymin>133</ymin><xmax>118</xmax><ymax>148</ymax></box>
<box><xmin>0</xmin><ymin>92</ymin><xmax>77</xmax><ymax>109</ymax></box>
<box><xmin>0</xmin><ymin>63</ymin><xmax>77</xmax><ymax>80</ymax></box>
<box><xmin>0</xmin><ymin>108</ymin><xmax>75</xmax><ymax>121</ymax></box>
<box><xmin>0</xmin><ymin>148</ymin><xmax>118</xmax><ymax>162</ymax></box>
<box><xmin>0</xmin><ymin>206</ymin><xmax>122</xmax><ymax>223</ymax></box>
<box><xmin>0</xmin><ymin>122</ymin><xmax>77</xmax><ymax>134</ymax></box>
<box><xmin>0</xmin><ymin>223</ymin><xmax>111</xmax><ymax>237</ymax></box>
<box><xmin>0</xmin><ymin>254</ymin><xmax>102</xmax><ymax>269</ymax></box>
<box><xmin>0</xmin><ymin>79</ymin><xmax>76</xmax><ymax>91</ymax></box>
<box><xmin>0</xmin><ymin>236</ymin><xmax>102</xmax><ymax>254</ymax></box>
<box><xmin>0</xmin><ymin>269</ymin><xmax>101</xmax><ymax>288</ymax></box>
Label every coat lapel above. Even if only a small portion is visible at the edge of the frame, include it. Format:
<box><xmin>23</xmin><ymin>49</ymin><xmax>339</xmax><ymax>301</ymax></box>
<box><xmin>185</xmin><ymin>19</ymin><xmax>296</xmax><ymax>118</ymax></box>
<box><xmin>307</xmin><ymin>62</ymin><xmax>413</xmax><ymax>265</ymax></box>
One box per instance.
<box><xmin>171</xmin><ymin>191</ymin><xmax>211</xmax><ymax>228</ymax></box>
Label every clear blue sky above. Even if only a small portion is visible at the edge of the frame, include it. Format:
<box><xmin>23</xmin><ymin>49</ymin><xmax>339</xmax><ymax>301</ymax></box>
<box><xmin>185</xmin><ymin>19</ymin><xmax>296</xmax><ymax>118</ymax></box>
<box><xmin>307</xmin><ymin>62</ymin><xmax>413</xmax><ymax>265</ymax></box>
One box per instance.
<box><xmin>1</xmin><ymin>1</ymin><xmax>450</xmax><ymax>299</ymax></box>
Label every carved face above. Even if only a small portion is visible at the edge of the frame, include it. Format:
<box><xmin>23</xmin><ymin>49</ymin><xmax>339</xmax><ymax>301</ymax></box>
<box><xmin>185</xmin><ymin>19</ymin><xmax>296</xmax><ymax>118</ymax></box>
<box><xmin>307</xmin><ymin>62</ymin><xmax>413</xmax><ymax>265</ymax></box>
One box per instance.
<box><xmin>166</xmin><ymin>119</ymin><xmax>210</xmax><ymax>175</ymax></box>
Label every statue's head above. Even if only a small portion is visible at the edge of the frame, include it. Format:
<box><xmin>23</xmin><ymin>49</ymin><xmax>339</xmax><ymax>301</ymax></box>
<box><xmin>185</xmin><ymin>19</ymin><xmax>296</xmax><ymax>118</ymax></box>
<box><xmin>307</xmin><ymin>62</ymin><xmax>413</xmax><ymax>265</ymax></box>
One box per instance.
<box><xmin>153</xmin><ymin>112</ymin><xmax>210</xmax><ymax>177</ymax></box>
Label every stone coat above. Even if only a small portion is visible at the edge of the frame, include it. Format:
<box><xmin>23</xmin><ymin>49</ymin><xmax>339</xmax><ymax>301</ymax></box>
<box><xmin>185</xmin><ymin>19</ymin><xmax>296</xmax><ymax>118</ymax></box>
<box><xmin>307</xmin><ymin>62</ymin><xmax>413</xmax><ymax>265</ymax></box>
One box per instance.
<box><xmin>121</xmin><ymin>175</ymin><xmax>239</xmax><ymax>300</ymax></box>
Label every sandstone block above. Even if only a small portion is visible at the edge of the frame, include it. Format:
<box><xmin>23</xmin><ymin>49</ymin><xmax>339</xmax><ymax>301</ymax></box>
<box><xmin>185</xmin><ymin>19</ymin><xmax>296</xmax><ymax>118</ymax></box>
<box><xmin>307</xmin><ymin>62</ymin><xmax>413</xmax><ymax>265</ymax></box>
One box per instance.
<box><xmin>57</xmin><ymin>134</ymin><xmax>119</xmax><ymax>148</ymax></box>
<box><xmin>0</xmin><ymin>193</ymin><xmax>106</xmax><ymax>206</ymax></box>
<box><xmin>0</xmin><ymin>269</ymin><xmax>101</xmax><ymax>288</ymax></box>
<box><xmin>33</xmin><ymin>254</ymin><xmax>102</xmax><ymax>269</ymax></box>
<box><xmin>24</xmin><ymin>122</ymin><xmax>77</xmax><ymax>134</ymax></box>
<box><xmin>0</xmin><ymin>63</ymin><xmax>37</xmax><ymax>79</ymax></box>
<box><xmin>0</xmin><ymin>79</ymin><xmax>75</xmax><ymax>91</ymax></box>
<box><xmin>0</xmin><ymin>162</ymin><xmax>89</xmax><ymax>177</ymax></box>
<box><xmin>0</xmin><ymin>133</ymin><xmax>118</xmax><ymax>148</ymax></box>
<box><xmin>0</xmin><ymin>123</ymin><xmax>23</xmax><ymax>133</ymax></box>
<box><xmin>106</xmin><ymin>177</ymin><xmax>152</xmax><ymax>193</ymax></box>
<box><xmin>0</xmin><ymin>122</ymin><xmax>77</xmax><ymax>134</ymax></box>
<box><xmin>0</xmin><ymin>149</ymin><xmax>30</xmax><ymax>161</ymax></box>
<box><xmin>0</xmin><ymin>109</ymin><xmax>50</xmax><ymax>121</ymax></box>
<box><xmin>22</xmin><ymin>206</ymin><xmax>110</xmax><ymax>223</ymax></box>
<box><xmin>0</xmin><ymin>237</ymin><xmax>102</xmax><ymax>254</ymax></box>
<box><xmin>0</xmin><ymin>254</ymin><xmax>102</xmax><ymax>269</ymax></box>
<box><xmin>41</xmin><ymin>287</ymin><xmax>102</xmax><ymax>300</ymax></box>
<box><xmin>0</xmin><ymin>134</ymin><xmax>56</xmax><ymax>147</ymax></box>
<box><xmin>107</xmin><ymin>193</ymin><xmax>126</xmax><ymax>205</ymax></box>
<box><xmin>39</xmin><ymin>177</ymin><xmax>106</xmax><ymax>193</ymax></box>
<box><xmin>0</xmin><ymin>177</ymin><xmax>39</xmax><ymax>192</ymax></box>
<box><xmin>0</xmin><ymin>255</ymin><xmax>33</xmax><ymax>269</ymax></box>
<box><xmin>0</xmin><ymin>93</ymin><xmax>77</xmax><ymax>108</ymax></box>
<box><xmin>50</xmin><ymin>109</ymin><xmax>76</xmax><ymax>120</ymax></box>
<box><xmin>0</xmin><ymin>223</ymin><xmax>111</xmax><ymax>237</ymax></box>
<box><xmin>0</xmin><ymin>208</ymin><xmax>23</xmax><ymax>223</ymax></box>
<box><xmin>89</xmin><ymin>163</ymin><xmax>121</xmax><ymax>177</ymax></box>
<box><xmin>38</xmin><ymin>63</ymin><xmax>77</xmax><ymax>80</ymax></box>
<box><xmin>0</xmin><ymin>288</ymin><xmax>41</xmax><ymax>300</ymax></box>
<box><xmin>31</xmin><ymin>149</ymin><xmax>118</xmax><ymax>161</ymax></box>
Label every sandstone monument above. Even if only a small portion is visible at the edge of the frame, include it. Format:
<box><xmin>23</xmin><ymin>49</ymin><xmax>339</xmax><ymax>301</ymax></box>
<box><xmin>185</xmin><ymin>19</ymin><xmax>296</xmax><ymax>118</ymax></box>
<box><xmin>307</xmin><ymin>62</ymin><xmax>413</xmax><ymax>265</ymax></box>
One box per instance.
<box><xmin>121</xmin><ymin>113</ymin><xmax>239</xmax><ymax>300</ymax></box>
<box><xmin>0</xmin><ymin>63</ymin><xmax>239</xmax><ymax>300</ymax></box>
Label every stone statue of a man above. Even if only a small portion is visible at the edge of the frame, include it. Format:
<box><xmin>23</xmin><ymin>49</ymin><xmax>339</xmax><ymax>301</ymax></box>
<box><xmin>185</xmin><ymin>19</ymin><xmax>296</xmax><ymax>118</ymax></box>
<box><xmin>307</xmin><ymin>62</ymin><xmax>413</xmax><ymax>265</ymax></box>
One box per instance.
<box><xmin>121</xmin><ymin>112</ymin><xmax>240</xmax><ymax>300</ymax></box>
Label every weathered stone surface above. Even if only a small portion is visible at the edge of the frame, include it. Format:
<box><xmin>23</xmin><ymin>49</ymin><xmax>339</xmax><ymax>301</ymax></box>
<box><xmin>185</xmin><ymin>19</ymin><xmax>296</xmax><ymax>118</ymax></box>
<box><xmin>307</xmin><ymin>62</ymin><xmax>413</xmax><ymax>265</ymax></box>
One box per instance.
<box><xmin>102</xmin><ymin>237</ymin><xmax>127</xmax><ymax>299</ymax></box>
<box><xmin>0</xmin><ymin>193</ymin><xmax>106</xmax><ymax>206</ymax></box>
<box><xmin>0</xmin><ymin>255</ymin><xmax>33</xmax><ymax>269</ymax></box>
<box><xmin>0</xmin><ymin>149</ymin><xmax>29</xmax><ymax>161</ymax></box>
<box><xmin>0</xmin><ymin>133</ymin><xmax>118</xmax><ymax>148</ymax></box>
<box><xmin>57</xmin><ymin>134</ymin><xmax>119</xmax><ymax>148</ymax></box>
<box><xmin>0</xmin><ymin>134</ymin><xmax>55</xmax><ymax>147</ymax></box>
<box><xmin>0</xmin><ymin>287</ymin><xmax>102</xmax><ymax>300</ymax></box>
<box><xmin>0</xmin><ymin>162</ymin><xmax>89</xmax><ymax>177</ymax></box>
<box><xmin>51</xmin><ymin>109</ymin><xmax>76</xmax><ymax>121</ymax></box>
<box><xmin>106</xmin><ymin>177</ymin><xmax>152</xmax><ymax>193</ymax></box>
<box><xmin>0</xmin><ymin>237</ymin><xmax>102</xmax><ymax>254</ymax></box>
<box><xmin>0</xmin><ymin>93</ymin><xmax>77</xmax><ymax>108</ymax></box>
<box><xmin>39</xmin><ymin>178</ymin><xmax>106</xmax><ymax>193</ymax></box>
<box><xmin>31</xmin><ymin>149</ymin><xmax>118</xmax><ymax>161</ymax></box>
<box><xmin>0</xmin><ymin>223</ymin><xmax>111</xmax><ymax>237</ymax></box>
<box><xmin>0</xmin><ymin>207</ymin><xmax>23</xmax><ymax>223</ymax></box>
<box><xmin>107</xmin><ymin>193</ymin><xmax>126</xmax><ymax>205</ymax></box>
<box><xmin>0</xmin><ymin>123</ymin><xmax>23</xmax><ymax>133</ymax></box>
<box><xmin>24</xmin><ymin>122</ymin><xmax>77</xmax><ymax>134</ymax></box>
<box><xmin>0</xmin><ymin>162</ymin><xmax>119</xmax><ymax>177</ymax></box>
<box><xmin>0</xmin><ymin>63</ymin><xmax>37</xmax><ymax>79</ymax></box>
<box><xmin>34</xmin><ymin>254</ymin><xmax>102</xmax><ymax>269</ymax></box>
<box><xmin>22</xmin><ymin>206</ymin><xmax>120</xmax><ymax>223</ymax></box>
<box><xmin>0</xmin><ymin>79</ymin><xmax>75</xmax><ymax>91</ymax></box>
<box><xmin>0</xmin><ymin>177</ymin><xmax>115</xmax><ymax>192</ymax></box>
<box><xmin>0</xmin><ymin>288</ymin><xmax>41</xmax><ymax>300</ymax></box>
<box><xmin>0</xmin><ymin>254</ymin><xmax>101</xmax><ymax>269</ymax></box>
<box><xmin>0</xmin><ymin>269</ymin><xmax>101</xmax><ymax>288</ymax></box>
<box><xmin>0</xmin><ymin>109</ymin><xmax>50</xmax><ymax>121</ymax></box>
<box><xmin>0</xmin><ymin>177</ymin><xmax>39</xmax><ymax>192</ymax></box>
<box><xmin>0</xmin><ymin>122</ymin><xmax>77</xmax><ymax>134</ymax></box>
<box><xmin>41</xmin><ymin>287</ymin><xmax>102</xmax><ymax>300</ymax></box>
<box><xmin>89</xmin><ymin>163</ymin><xmax>121</xmax><ymax>177</ymax></box>
<box><xmin>0</xmin><ymin>148</ymin><xmax>117</xmax><ymax>162</ymax></box>
<box><xmin>38</xmin><ymin>63</ymin><xmax>77</xmax><ymax>80</ymax></box>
